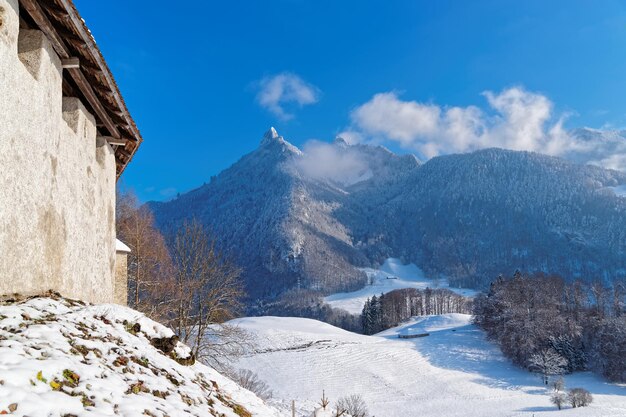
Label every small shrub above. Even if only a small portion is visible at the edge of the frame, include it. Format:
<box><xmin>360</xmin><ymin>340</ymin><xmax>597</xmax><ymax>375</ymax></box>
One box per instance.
<box><xmin>552</xmin><ymin>376</ymin><xmax>564</xmax><ymax>392</ymax></box>
<box><xmin>568</xmin><ymin>388</ymin><xmax>593</xmax><ymax>408</ymax></box>
<box><xmin>62</xmin><ymin>369</ymin><xmax>80</xmax><ymax>387</ymax></box>
<box><xmin>231</xmin><ymin>404</ymin><xmax>252</xmax><ymax>417</ymax></box>
<box><xmin>229</xmin><ymin>369</ymin><xmax>272</xmax><ymax>400</ymax></box>
<box><xmin>336</xmin><ymin>394</ymin><xmax>369</xmax><ymax>417</ymax></box>
<box><xmin>550</xmin><ymin>392</ymin><xmax>567</xmax><ymax>410</ymax></box>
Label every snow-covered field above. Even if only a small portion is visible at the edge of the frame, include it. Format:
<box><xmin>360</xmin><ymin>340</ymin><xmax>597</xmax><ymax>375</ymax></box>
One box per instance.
<box><xmin>230</xmin><ymin>314</ymin><xmax>626</xmax><ymax>417</ymax></box>
<box><xmin>0</xmin><ymin>296</ymin><xmax>279</xmax><ymax>417</ymax></box>
<box><xmin>324</xmin><ymin>258</ymin><xmax>477</xmax><ymax>314</ymax></box>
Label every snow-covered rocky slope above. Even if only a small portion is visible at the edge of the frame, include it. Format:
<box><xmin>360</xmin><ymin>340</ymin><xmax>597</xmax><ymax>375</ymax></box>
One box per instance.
<box><xmin>229</xmin><ymin>315</ymin><xmax>626</xmax><ymax>417</ymax></box>
<box><xmin>324</xmin><ymin>258</ymin><xmax>477</xmax><ymax>314</ymax></box>
<box><xmin>0</xmin><ymin>294</ymin><xmax>279</xmax><ymax>417</ymax></box>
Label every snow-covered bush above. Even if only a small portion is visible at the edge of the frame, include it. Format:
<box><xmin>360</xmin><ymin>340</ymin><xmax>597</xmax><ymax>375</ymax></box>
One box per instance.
<box><xmin>228</xmin><ymin>369</ymin><xmax>273</xmax><ymax>400</ymax></box>
<box><xmin>528</xmin><ymin>349</ymin><xmax>567</xmax><ymax>385</ymax></box>
<box><xmin>568</xmin><ymin>388</ymin><xmax>593</xmax><ymax>408</ymax></box>
<box><xmin>552</xmin><ymin>376</ymin><xmax>565</xmax><ymax>392</ymax></box>
<box><xmin>336</xmin><ymin>394</ymin><xmax>369</xmax><ymax>417</ymax></box>
<box><xmin>550</xmin><ymin>392</ymin><xmax>567</xmax><ymax>410</ymax></box>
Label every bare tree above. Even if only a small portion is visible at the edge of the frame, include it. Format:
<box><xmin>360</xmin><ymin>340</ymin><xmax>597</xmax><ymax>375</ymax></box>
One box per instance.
<box><xmin>568</xmin><ymin>388</ymin><xmax>593</xmax><ymax>408</ymax></box>
<box><xmin>528</xmin><ymin>348</ymin><xmax>568</xmax><ymax>385</ymax></box>
<box><xmin>167</xmin><ymin>219</ymin><xmax>244</xmax><ymax>361</ymax></box>
<box><xmin>332</xmin><ymin>406</ymin><xmax>346</xmax><ymax>417</ymax></box>
<box><xmin>336</xmin><ymin>394</ymin><xmax>369</xmax><ymax>417</ymax></box>
<box><xmin>228</xmin><ymin>369</ymin><xmax>272</xmax><ymax>400</ymax></box>
<box><xmin>550</xmin><ymin>392</ymin><xmax>567</xmax><ymax>410</ymax></box>
<box><xmin>552</xmin><ymin>376</ymin><xmax>565</xmax><ymax>392</ymax></box>
<box><xmin>200</xmin><ymin>325</ymin><xmax>252</xmax><ymax>371</ymax></box>
<box><xmin>116</xmin><ymin>190</ymin><xmax>173</xmax><ymax>315</ymax></box>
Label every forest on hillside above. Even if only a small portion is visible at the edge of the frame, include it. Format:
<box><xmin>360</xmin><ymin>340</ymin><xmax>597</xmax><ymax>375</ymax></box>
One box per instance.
<box><xmin>474</xmin><ymin>272</ymin><xmax>626</xmax><ymax>382</ymax></box>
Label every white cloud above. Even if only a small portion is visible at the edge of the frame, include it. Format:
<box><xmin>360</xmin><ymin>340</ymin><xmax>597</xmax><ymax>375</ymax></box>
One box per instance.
<box><xmin>295</xmin><ymin>140</ymin><xmax>372</xmax><ymax>185</ymax></box>
<box><xmin>351</xmin><ymin>93</ymin><xmax>442</xmax><ymax>147</ymax></box>
<box><xmin>255</xmin><ymin>72</ymin><xmax>320</xmax><ymax>120</ymax></box>
<box><xmin>344</xmin><ymin>87</ymin><xmax>626</xmax><ymax>170</ymax></box>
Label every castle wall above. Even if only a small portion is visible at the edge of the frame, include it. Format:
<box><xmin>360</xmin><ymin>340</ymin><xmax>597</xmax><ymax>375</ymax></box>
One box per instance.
<box><xmin>0</xmin><ymin>0</ymin><xmax>117</xmax><ymax>304</ymax></box>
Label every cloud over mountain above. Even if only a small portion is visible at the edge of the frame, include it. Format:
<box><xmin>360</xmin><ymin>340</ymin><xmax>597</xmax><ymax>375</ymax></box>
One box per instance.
<box><xmin>341</xmin><ymin>87</ymin><xmax>626</xmax><ymax>170</ymax></box>
<box><xmin>294</xmin><ymin>139</ymin><xmax>372</xmax><ymax>185</ymax></box>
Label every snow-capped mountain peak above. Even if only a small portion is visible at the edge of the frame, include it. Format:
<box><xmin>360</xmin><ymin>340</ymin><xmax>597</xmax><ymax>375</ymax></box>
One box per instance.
<box><xmin>259</xmin><ymin>127</ymin><xmax>302</xmax><ymax>155</ymax></box>
<box><xmin>262</xmin><ymin>126</ymin><xmax>280</xmax><ymax>142</ymax></box>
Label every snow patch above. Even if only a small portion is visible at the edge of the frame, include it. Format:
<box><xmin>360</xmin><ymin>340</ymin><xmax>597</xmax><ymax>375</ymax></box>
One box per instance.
<box><xmin>324</xmin><ymin>258</ymin><xmax>477</xmax><ymax>314</ymax></box>
<box><xmin>115</xmin><ymin>239</ymin><xmax>131</xmax><ymax>253</ymax></box>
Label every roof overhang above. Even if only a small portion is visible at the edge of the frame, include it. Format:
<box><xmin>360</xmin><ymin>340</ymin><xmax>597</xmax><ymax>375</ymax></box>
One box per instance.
<box><xmin>18</xmin><ymin>0</ymin><xmax>142</xmax><ymax>179</ymax></box>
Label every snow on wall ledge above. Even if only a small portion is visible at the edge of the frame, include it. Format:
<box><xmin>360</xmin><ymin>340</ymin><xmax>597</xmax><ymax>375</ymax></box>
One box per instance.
<box><xmin>0</xmin><ymin>0</ymin><xmax>117</xmax><ymax>304</ymax></box>
<box><xmin>0</xmin><ymin>295</ymin><xmax>279</xmax><ymax>416</ymax></box>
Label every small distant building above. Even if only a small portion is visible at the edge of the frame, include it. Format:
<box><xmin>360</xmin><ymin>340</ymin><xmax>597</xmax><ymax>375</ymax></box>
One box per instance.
<box><xmin>0</xmin><ymin>0</ymin><xmax>142</xmax><ymax>304</ymax></box>
<box><xmin>115</xmin><ymin>239</ymin><xmax>132</xmax><ymax>305</ymax></box>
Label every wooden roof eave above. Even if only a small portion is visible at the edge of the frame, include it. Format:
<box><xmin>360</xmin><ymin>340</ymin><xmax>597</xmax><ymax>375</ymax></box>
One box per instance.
<box><xmin>18</xmin><ymin>0</ymin><xmax>142</xmax><ymax>179</ymax></box>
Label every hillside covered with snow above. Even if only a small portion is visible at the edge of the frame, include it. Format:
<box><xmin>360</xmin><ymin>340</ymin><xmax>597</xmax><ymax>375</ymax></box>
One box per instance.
<box><xmin>228</xmin><ymin>315</ymin><xmax>626</xmax><ymax>416</ymax></box>
<box><xmin>0</xmin><ymin>294</ymin><xmax>279</xmax><ymax>417</ymax></box>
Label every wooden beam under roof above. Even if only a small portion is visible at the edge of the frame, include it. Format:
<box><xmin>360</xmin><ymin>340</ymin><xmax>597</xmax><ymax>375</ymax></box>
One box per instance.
<box><xmin>57</xmin><ymin>0</ymin><xmax>139</xmax><ymax>141</ymax></box>
<box><xmin>20</xmin><ymin>0</ymin><xmax>68</xmax><ymax>57</ymax></box>
<box><xmin>19</xmin><ymin>0</ymin><xmax>121</xmax><ymax>139</ymax></box>
<box><xmin>61</xmin><ymin>57</ymin><xmax>79</xmax><ymax>68</ymax></box>
<box><xmin>98</xmin><ymin>136</ymin><xmax>128</xmax><ymax>146</ymax></box>
<box><xmin>66</xmin><ymin>67</ymin><xmax>121</xmax><ymax>138</ymax></box>
<box><xmin>117</xmin><ymin>147</ymin><xmax>132</xmax><ymax>159</ymax></box>
<box><xmin>18</xmin><ymin>0</ymin><xmax>143</xmax><ymax>179</ymax></box>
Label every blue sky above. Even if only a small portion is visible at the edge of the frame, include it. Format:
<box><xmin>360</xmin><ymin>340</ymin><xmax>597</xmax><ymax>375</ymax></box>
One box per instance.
<box><xmin>75</xmin><ymin>0</ymin><xmax>626</xmax><ymax>201</ymax></box>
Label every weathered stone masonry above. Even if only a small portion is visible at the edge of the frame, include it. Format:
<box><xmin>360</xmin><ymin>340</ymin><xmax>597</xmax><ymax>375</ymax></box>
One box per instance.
<box><xmin>0</xmin><ymin>0</ymin><xmax>140</xmax><ymax>304</ymax></box>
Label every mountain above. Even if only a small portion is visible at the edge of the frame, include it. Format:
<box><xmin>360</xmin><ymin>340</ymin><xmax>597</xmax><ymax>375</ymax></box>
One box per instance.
<box><xmin>341</xmin><ymin>148</ymin><xmax>626</xmax><ymax>288</ymax></box>
<box><xmin>149</xmin><ymin>128</ymin><xmax>626</xmax><ymax>302</ymax></box>
<box><xmin>149</xmin><ymin>128</ymin><xmax>417</xmax><ymax>300</ymax></box>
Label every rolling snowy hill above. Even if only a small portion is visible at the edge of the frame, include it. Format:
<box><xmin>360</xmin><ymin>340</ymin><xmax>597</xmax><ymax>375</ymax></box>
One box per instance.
<box><xmin>228</xmin><ymin>315</ymin><xmax>626</xmax><ymax>416</ymax></box>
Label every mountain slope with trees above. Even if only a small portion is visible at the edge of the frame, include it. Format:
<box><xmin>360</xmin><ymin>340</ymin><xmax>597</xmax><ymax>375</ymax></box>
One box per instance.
<box><xmin>149</xmin><ymin>129</ymin><xmax>626</xmax><ymax>305</ymax></box>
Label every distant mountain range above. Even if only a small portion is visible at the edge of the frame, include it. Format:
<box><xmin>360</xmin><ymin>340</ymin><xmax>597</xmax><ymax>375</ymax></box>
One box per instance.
<box><xmin>149</xmin><ymin>128</ymin><xmax>626</xmax><ymax>302</ymax></box>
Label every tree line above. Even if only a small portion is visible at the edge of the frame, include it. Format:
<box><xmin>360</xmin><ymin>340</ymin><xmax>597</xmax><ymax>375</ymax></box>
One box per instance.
<box><xmin>474</xmin><ymin>271</ymin><xmax>626</xmax><ymax>383</ymax></box>
<box><xmin>361</xmin><ymin>288</ymin><xmax>473</xmax><ymax>335</ymax></box>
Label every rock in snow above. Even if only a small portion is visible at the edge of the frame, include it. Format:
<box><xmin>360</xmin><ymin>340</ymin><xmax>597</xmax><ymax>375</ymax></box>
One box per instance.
<box><xmin>0</xmin><ymin>294</ymin><xmax>279</xmax><ymax>416</ymax></box>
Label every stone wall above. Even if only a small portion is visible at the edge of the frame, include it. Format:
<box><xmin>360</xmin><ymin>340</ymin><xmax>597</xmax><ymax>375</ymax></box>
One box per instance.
<box><xmin>0</xmin><ymin>0</ymin><xmax>118</xmax><ymax>304</ymax></box>
<box><xmin>114</xmin><ymin>240</ymin><xmax>131</xmax><ymax>306</ymax></box>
